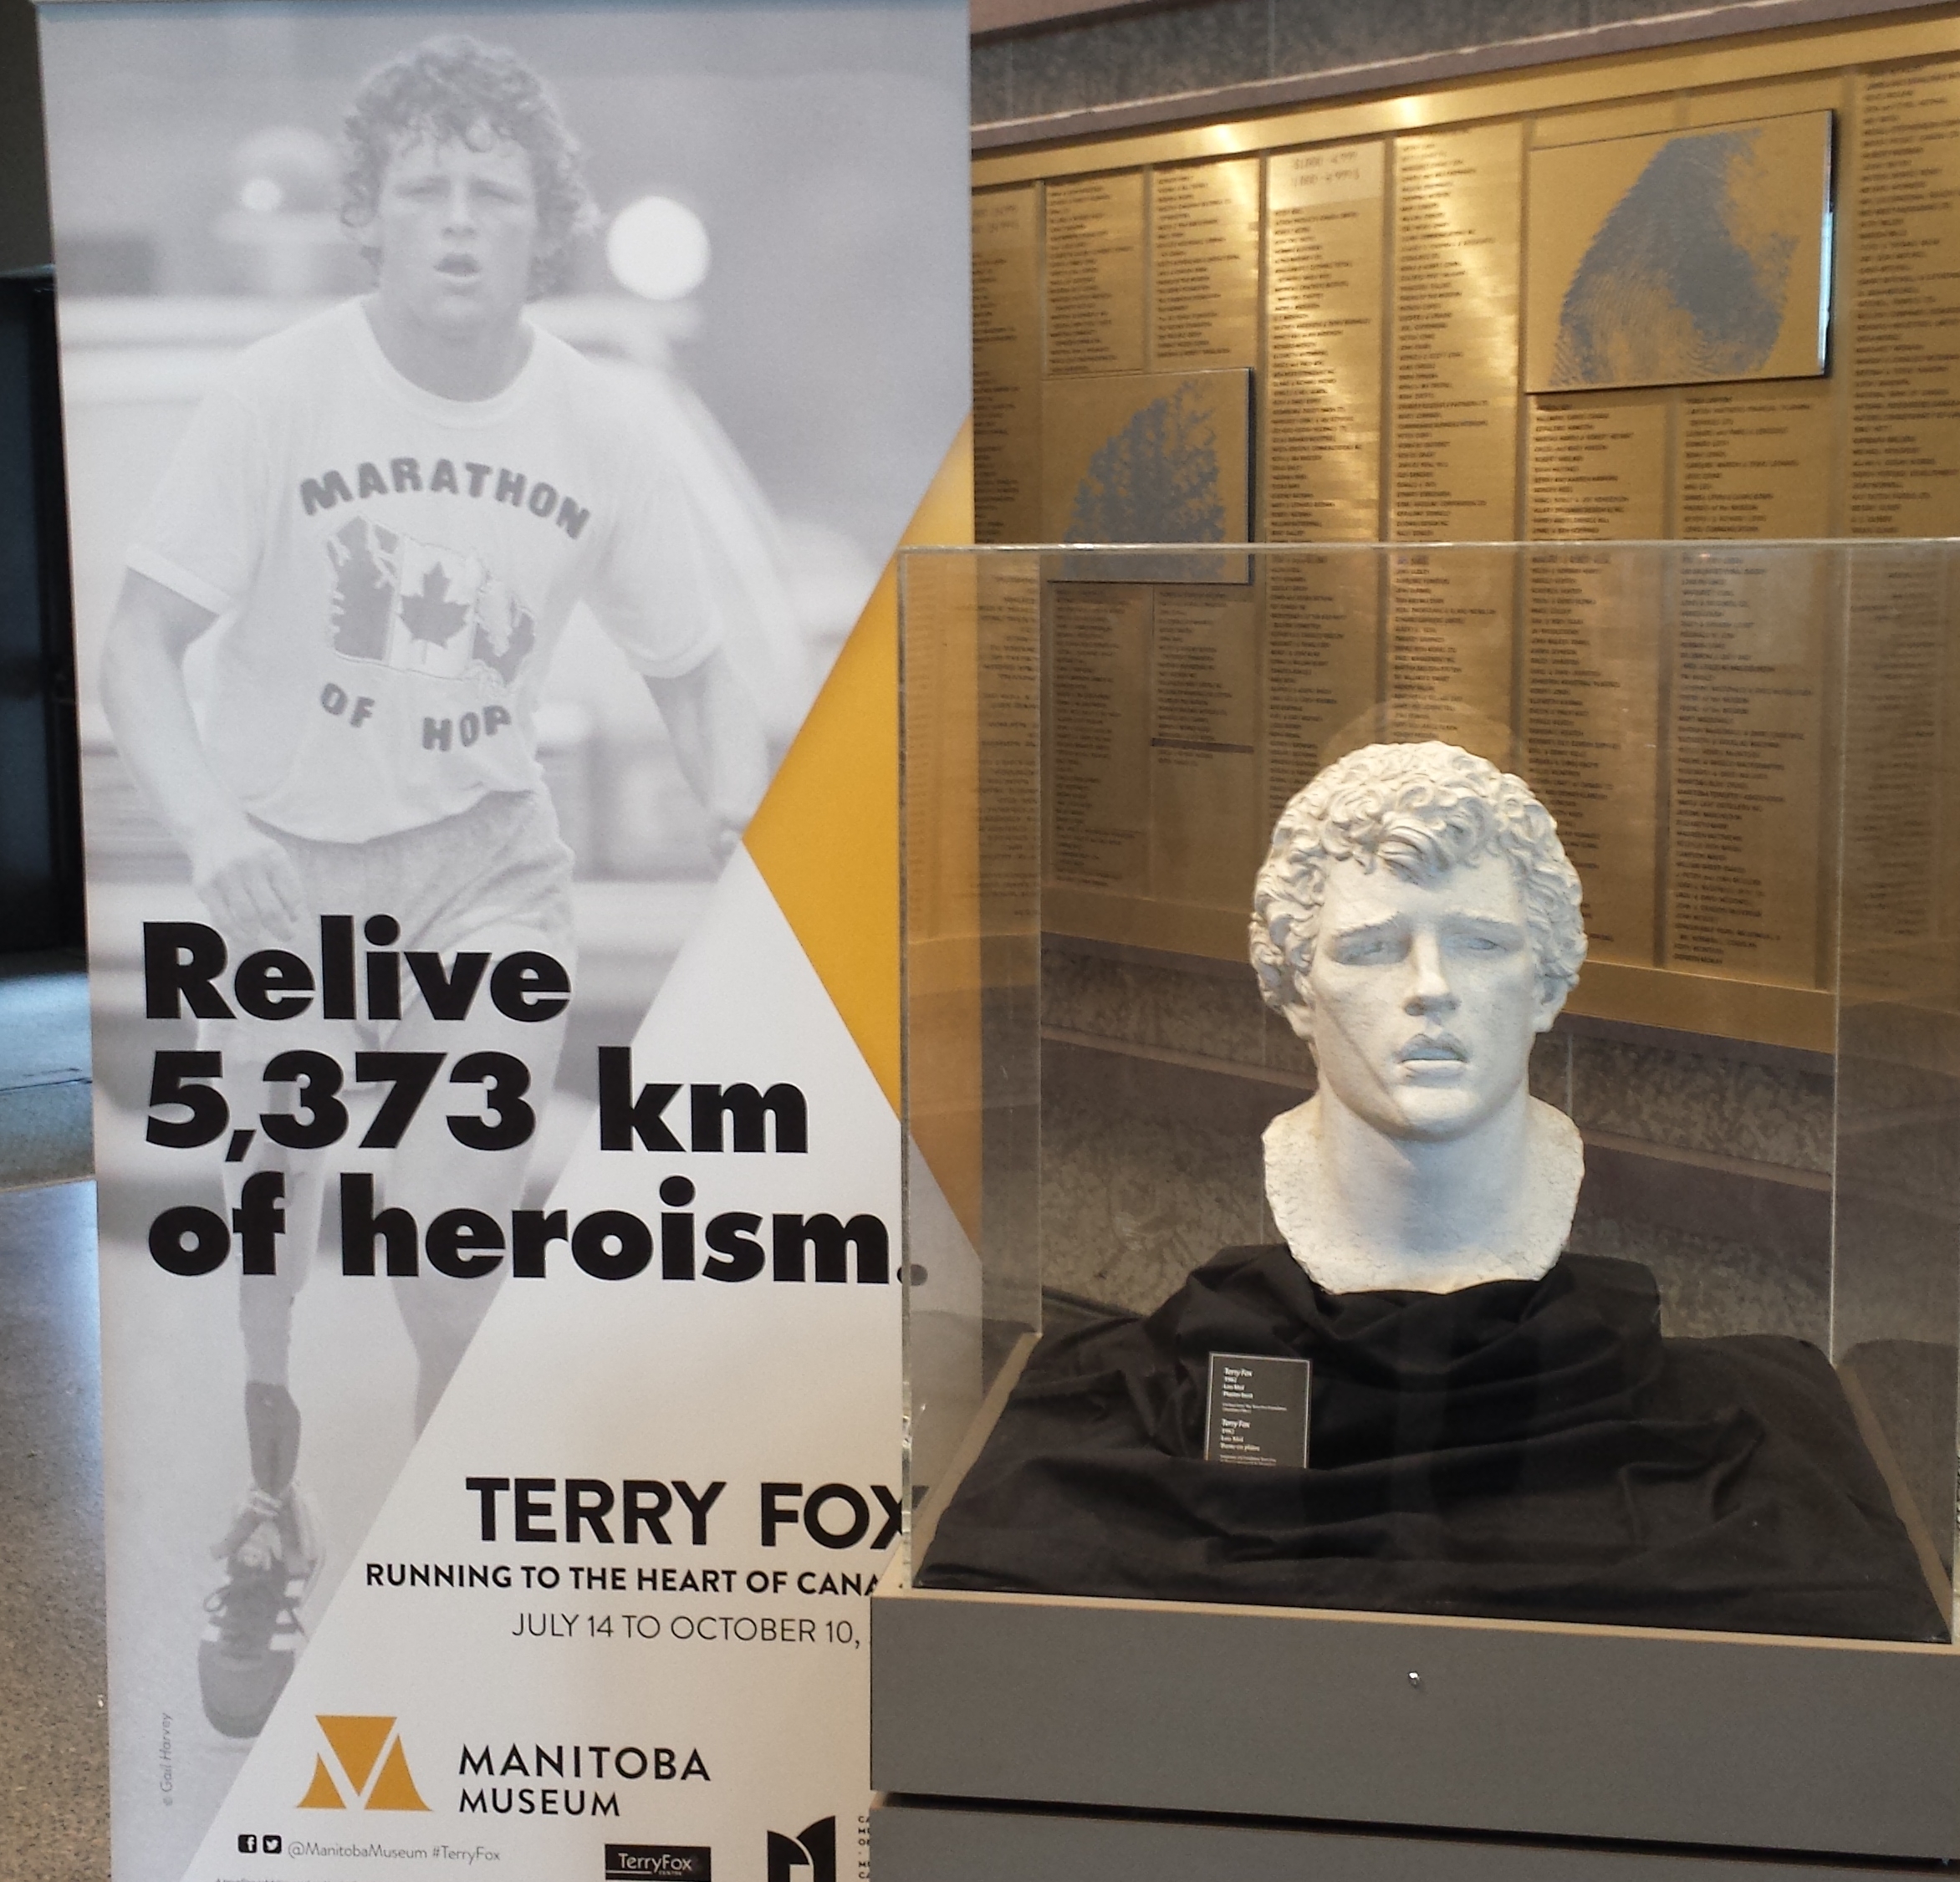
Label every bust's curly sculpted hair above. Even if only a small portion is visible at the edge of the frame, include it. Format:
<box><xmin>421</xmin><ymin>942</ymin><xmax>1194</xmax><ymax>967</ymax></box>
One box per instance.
<box><xmin>1250</xmin><ymin>742</ymin><xmax>1586</xmax><ymax>1027</ymax></box>
<box><xmin>340</xmin><ymin>35</ymin><xmax>595</xmax><ymax>297</ymax></box>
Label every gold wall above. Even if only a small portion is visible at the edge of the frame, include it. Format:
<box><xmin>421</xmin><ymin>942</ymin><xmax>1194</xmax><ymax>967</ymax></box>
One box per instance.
<box><xmin>972</xmin><ymin>13</ymin><xmax>1960</xmax><ymax>1048</ymax></box>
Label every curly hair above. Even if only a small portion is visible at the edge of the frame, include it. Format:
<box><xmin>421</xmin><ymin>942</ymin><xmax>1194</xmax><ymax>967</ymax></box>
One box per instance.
<box><xmin>340</xmin><ymin>35</ymin><xmax>595</xmax><ymax>297</ymax></box>
<box><xmin>1250</xmin><ymin>742</ymin><xmax>1586</xmax><ymax>1028</ymax></box>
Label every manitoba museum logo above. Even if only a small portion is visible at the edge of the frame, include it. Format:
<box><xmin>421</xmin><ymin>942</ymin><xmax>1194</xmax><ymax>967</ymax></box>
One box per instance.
<box><xmin>297</xmin><ymin>1715</ymin><xmax>430</xmax><ymax>1811</ymax></box>
<box><xmin>766</xmin><ymin>1817</ymin><xmax>835</xmax><ymax>1882</ymax></box>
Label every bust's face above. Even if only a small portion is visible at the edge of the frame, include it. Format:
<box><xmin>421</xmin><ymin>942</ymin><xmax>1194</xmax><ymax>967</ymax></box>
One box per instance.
<box><xmin>1300</xmin><ymin>849</ymin><xmax>1558</xmax><ymax>1144</ymax></box>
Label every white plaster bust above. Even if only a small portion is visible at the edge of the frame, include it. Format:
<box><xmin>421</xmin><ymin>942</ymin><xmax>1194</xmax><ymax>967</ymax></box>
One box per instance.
<box><xmin>1249</xmin><ymin>742</ymin><xmax>1588</xmax><ymax>1295</ymax></box>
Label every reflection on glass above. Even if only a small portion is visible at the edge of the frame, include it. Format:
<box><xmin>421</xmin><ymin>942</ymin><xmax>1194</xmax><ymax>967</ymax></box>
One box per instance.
<box><xmin>901</xmin><ymin>541</ymin><xmax>1960</xmax><ymax>1646</ymax></box>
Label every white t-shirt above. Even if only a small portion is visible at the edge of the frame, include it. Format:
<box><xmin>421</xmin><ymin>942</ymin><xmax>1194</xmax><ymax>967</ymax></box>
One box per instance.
<box><xmin>128</xmin><ymin>299</ymin><xmax>721</xmax><ymax>844</ymax></box>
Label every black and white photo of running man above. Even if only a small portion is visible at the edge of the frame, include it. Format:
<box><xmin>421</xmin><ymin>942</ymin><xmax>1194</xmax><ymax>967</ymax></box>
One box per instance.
<box><xmin>105</xmin><ymin>34</ymin><xmax>768</xmax><ymax>1742</ymax></box>
<box><xmin>38</xmin><ymin>6</ymin><xmax>967</xmax><ymax>1874</ymax></box>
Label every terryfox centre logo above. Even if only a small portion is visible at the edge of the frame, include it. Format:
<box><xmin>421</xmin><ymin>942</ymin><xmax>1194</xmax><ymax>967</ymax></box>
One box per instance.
<box><xmin>298</xmin><ymin>1715</ymin><xmax>431</xmax><ymax>1811</ymax></box>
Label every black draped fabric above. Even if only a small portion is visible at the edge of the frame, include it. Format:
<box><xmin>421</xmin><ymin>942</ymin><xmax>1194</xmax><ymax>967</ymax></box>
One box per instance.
<box><xmin>917</xmin><ymin>1247</ymin><xmax>1948</xmax><ymax>1642</ymax></box>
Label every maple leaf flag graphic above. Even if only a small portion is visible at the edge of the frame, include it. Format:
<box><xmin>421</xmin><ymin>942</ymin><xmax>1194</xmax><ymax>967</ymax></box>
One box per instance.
<box><xmin>398</xmin><ymin>563</ymin><xmax>472</xmax><ymax>646</ymax></box>
<box><xmin>324</xmin><ymin>523</ymin><xmax>533</xmax><ymax>688</ymax></box>
<box><xmin>385</xmin><ymin>541</ymin><xmax>488</xmax><ymax>680</ymax></box>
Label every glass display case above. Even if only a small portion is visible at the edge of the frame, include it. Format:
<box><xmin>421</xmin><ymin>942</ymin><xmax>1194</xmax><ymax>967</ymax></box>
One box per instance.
<box><xmin>876</xmin><ymin>541</ymin><xmax>1960</xmax><ymax>1869</ymax></box>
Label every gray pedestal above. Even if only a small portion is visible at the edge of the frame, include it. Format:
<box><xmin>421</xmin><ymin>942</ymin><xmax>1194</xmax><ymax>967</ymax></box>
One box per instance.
<box><xmin>871</xmin><ymin>1369</ymin><xmax>1960</xmax><ymax>1874</ymax></box>
<box><xmin>870</xmin><ymin>1798</ymin><xmax>1952</xmax><ymax>1881</ymax></box>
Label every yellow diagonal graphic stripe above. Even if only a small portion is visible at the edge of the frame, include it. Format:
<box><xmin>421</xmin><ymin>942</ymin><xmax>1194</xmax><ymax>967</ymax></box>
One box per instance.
<box><xmin>746</xmin><ymin>420</ymin><xmax>973</xmax><ymax>1113</ymax></box>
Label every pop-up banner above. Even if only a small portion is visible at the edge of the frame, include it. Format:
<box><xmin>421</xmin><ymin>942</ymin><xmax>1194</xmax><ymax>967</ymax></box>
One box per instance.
<box><xmin>36</xmin><ymin>6</ymin><xmax>970</xmax><ymax>1876</ymax></box>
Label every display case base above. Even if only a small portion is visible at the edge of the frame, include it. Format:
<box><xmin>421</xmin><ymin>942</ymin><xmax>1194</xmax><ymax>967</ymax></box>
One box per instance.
<box><xmin>869</xmin><ymin>1797</ymin><xmax>1956</xmax><ymax>1881</ymax></box>
<box><xmin>872</xmin><ymin>1352</ymin><xmax>1960</xmax><ymax>1864</ymax></box>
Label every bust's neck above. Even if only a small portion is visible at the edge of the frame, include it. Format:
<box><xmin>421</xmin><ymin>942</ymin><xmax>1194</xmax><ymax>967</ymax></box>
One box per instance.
<box><xmin>1264</xmin><ymin>1092</ymin><xmax>1582</xmax><ymax>1294</ymax></box>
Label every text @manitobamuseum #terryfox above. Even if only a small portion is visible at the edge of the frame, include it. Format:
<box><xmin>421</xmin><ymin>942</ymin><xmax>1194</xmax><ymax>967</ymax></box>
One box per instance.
<box><xmin>136</xmin><ymin>917</ymin><xmax>891</xmax><ymax>1287</ymax></box>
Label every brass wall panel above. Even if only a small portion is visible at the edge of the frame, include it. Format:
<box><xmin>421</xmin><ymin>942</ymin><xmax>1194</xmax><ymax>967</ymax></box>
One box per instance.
<box><xmin>1150</xmin><ymin>584</ymin><xmax>1262</xmax><ymax>910</ymax></box>
<box><xmin>1531</xmin><ymin>97</ymin><xmax>1682</xmax><ymax>149</ymax></box>
<box><xmin>1840</xmin><ymin>550</ymin><xmax>1944</xmax><ymax>959</ymax></box>
<box><xmin>1527</xmin><ymin>395</ymin><xmax>1668</xmax><ymax>538</ymax></box>
<box><xmin>1681</xmin><ymin>74</ymin><xmax>1847</xmax><ymax>125</ymax></box>
<box><xmin>1150</xmin><ymin>158</ymin><xmax>1260</xmax><ymax>370</ymax></box>
<box><xmin>1263</xmin><ymin>554</ymin><xmax>1381</xmax><ymax>821</ymax></box>
<box><xmin>1390</xmin><ymin>124</ymin><xmax>1524</xmax><ymax>541</ymax></box>
<box><xmin>1044</xmin><ymin>172</ymin><xmax>1146</xmax><ymax>375</ymax></box>
<box><xmin>973</xmin><ymin>18</ymin><xmax>1960</xmax><ymax>1044</ymax></box>
<box><xmin>1947</xmin><ymin>551</ymin><xmax>1960</xmax><ymax>952</ymax></box>
<box><xmin>1666</xmin><ymin>551</ymin><xmax>1827</xmax><ymax>987</ymax></box>
<box><xmin>1385</xmin><ymin>550</ymin><xmax>1517</xmax><ymax>761</ymax></box>
<box><xmin>1524</xmin><ymin>113</ymin><xmax>1834</xmax><ymax>393</ymax></box>
<box><xmin>1045</xmin><ymin>584</ymin><xmax>1151</xmax><ymax>890</ymax></box>
<box><xmin>1041</xmin><ymin>368</ymin><xmax>1251</xmax><ymax>553</ymax></box>
<box><xmin>1524</xmin><ymin>403</ymin><xmax>1665</xmax><ymax>970</ymax></box>
<box><xmin>977</xmin><ymin>559</ymin><xmax>1044</xmax><ymax>935</ymax></box>
<box><xmin>1676</xmin><ymin>387</ymin><xmax>1835</xmax><ymax>538</ymax></box>
<box><xmin>973</xmin><ymin>188</ymin><xmax>1044</xmax><ymax>543</ymax></box>
<box><xmin>1263</xmin><ymin>142</ymin><xmax>1386</xmax><ymax>541</ymax></box>
<box><xmin>1521</xmin><ymin>551</ymin><xmax>1661</xmax><ymax>965</ymax></box>
<box><xmin>1848</xmin><ymin>63</ymin><xmax>1960</xmax><ymax>537</ymax></box>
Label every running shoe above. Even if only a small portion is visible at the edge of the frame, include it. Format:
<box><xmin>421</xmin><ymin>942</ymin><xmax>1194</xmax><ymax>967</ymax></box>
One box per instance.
<box><xmin>198</xmin><ymin>1485</ymin><xmax>320</xmax><ymax>1738</ymax></box>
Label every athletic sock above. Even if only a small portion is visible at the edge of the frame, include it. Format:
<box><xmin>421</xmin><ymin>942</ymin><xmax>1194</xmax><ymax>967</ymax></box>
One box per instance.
<box><xmin>244</xmin><ymin>1381</ymin><xmax>301</xmax><ymax>1497</ymax></box>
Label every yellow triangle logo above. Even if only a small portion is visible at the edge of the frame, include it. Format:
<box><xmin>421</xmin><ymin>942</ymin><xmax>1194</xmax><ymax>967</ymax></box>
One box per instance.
<box><xmin>318</xmin><ymin>1715</ymin><xmax>393</xmax><ymax>1793</ymax></box>
<box><xmin>298</xmin><ymin>1755</ymin><xmax>345</xmax><ymax>1809</ymax></box>
<box><xmin>365</xmin><ymin>1737</ymin><xmax>431</xmax><ymax>1811</ymax></box>
<box><xmin>745</xmin><ymin>419</ymin><xmax>972</xmax><ymax>1114</ymax></box>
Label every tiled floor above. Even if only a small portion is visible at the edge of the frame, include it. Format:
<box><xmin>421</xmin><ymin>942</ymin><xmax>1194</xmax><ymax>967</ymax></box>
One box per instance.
<box><xmin>0</xmin><ymin>1179</ymin><xmax>107</xmax><ymax>1879</ymax></box>
<box><xmin>0</xmin><ymin>946</ymin><xmax>105</xmax><ymax>1873</ymax></box>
